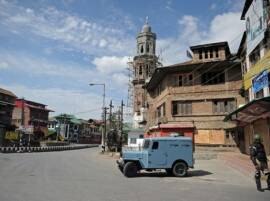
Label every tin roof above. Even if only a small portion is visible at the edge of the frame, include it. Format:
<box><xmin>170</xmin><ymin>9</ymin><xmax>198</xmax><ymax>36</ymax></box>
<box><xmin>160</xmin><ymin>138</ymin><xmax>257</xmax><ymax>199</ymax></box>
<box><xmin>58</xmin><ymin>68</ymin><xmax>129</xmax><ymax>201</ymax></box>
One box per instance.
<box><xmin>0</xmin><ymin>88</ymin><xmax>17</xmax><ymax>97</ymax></box>
<box><xmin>145</xmin><ymin>136</ymin><xmax>192</xmax><ymax>141</ymax></box>
<box><xmin>224</xmin><ymin>96</ymin><xmax>270</xmax><ymax>124</ymax></box>
<box><xmin>190</xmin><ymin>41</ymin><xmax>230</xmax><ymax>52</ymax></box>
<box><xmin>146</xmin><ymin>58</ymin><xmax>239</xmax><ymax>91</ymax></box>
<box><xmin>149</xmin><ymin>122</ymin><xmax>195</xmax><ymax>131</ymax></box>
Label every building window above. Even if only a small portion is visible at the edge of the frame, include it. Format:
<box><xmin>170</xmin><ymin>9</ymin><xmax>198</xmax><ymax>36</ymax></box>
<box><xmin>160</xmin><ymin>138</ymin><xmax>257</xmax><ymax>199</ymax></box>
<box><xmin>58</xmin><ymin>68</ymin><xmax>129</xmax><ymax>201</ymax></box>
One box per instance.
<box><xmin>146</xmin><ymin>43</ymin><xmax>150</xmax><ymax>53</ymax></box>
<box><xmin>249</xmin><ymin>47</ymin><xmax>260</xmax><ymax>66</ymax></box>
<box><xmin>199</xmin><ymin>50</ymin><xmax>203</xmax><ymax>59</ymax></box>
<box><xmin>201</xmin><ymin>71</ymin><xmax>225</xmax><ymax>85</ymax></box>
<box><xmin>189</xmin><ymin>74</ymin><xmax>193</xmax><ymax>83</ymax></box>
<box><xmin>140</xmin><ymin>45</ymin><xmax>144</xmax><ymax>54</ymax></box>
<box><xmin>210</xmin><ymin>49</ymin><xmax>213</xmax><ymax>58</ymax></box>
<box><xmin>178</xmin><ymin>73</ymin><xmax>193</xmax><ymax>86</ymax></box>
<box><xmin>130</xmin><ymin>138</ymin><xmax>137</xmax><ymax>144</ymax></box>
<box><xmin>179</xmin><ymin>75</ymin><xmax>183</xmax><ymax>86</ymax></box>
<box><xmin>157</xmin><ymin>103</ymin><xmax>166</xmax><ymax>118</ymax></box>
<box><xmin>255</xmin><ymin>89</ymin><xmax>264</xmax><ymax>99</ymax></box>
<box><xmin>215</xmin><ymin>48</ymin><xmax>219</xmax><ymax>57</ymax></box>
<box><xmin>212</xmin><ymin>99</ymin><xmax>236</xmax><ymax>114</ymax></box>
<box><xmin>205</xmin><ymin>51</ymin><xmax>208</xmax><ymax>59</ymax></box>
<box><xmin>172</xmin><ymin>101</ymin><xmax>192</xmax><ymax>116</ymax></box>
<box><xmin>134</xmin><ymin>67</ymin><xmax>137</xmax><ymax>77</ymax></box>
<box><xmin>241</xmin><ymin>61</ymin><xmax>247</xmax><ymax>75</ymax></box>
<box><xmin>139</xmin><ymin>66</ymin><xmax>142</xmax><ymax>75</ymax></box>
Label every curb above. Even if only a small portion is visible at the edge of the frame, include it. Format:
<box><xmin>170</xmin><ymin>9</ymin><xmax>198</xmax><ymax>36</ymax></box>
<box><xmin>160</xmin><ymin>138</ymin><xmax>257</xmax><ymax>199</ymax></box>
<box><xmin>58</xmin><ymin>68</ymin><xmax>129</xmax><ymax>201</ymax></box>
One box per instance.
<box><xmin>0</xmin><ymin>144</ymin><xmax>98</xmax><ymax>153</ymax></box>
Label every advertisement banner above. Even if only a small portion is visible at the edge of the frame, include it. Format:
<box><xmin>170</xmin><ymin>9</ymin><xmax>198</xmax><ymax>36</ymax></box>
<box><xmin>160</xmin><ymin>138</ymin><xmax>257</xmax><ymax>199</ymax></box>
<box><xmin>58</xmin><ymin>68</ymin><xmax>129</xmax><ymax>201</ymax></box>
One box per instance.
<box><xmin>246</xmin><ymin>0</ymin><xmax>267</xmax><ymax>55</ymax></box>
<box><xmin>252</xmin><ymin>70</ymin><xmax>269</xmax><ymax>93</ymax></box>
<box><xmin>5</xmin><ymin>131</ymin><xmax>19</xmax><ymax>140</ymax></box>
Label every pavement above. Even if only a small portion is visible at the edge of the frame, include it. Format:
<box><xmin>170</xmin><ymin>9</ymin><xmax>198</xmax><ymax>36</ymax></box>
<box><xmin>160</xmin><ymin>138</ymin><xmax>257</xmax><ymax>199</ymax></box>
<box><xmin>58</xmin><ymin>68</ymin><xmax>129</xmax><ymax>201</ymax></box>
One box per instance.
<box><xmin>0</xmin><ymin>148</ymin><xmax>269</xmax><ymax>201</ymax></box>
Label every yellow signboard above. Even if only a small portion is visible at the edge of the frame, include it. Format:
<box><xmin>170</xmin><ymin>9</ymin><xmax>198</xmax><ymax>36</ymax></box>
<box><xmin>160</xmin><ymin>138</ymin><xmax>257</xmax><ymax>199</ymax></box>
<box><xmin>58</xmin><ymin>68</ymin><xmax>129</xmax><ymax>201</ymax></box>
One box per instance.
<box><xmin>5</xmin><ymin>131</ymin><xmax>19</xmax><ymax>140</ymax></box>
<box><xmin>244</xmin><ymin>50</ymin><xmax>270</xmax><ymax>90</ymax></box>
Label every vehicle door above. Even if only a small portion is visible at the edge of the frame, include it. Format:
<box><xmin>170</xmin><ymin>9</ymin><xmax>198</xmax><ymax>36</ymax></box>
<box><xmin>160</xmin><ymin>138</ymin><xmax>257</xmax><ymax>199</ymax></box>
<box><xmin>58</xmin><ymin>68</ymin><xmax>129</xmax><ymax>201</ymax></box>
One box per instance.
<box><xmin>148</xmin><ymin>140</ymin><xmax>167</xmax><ymax>168</ymax></box>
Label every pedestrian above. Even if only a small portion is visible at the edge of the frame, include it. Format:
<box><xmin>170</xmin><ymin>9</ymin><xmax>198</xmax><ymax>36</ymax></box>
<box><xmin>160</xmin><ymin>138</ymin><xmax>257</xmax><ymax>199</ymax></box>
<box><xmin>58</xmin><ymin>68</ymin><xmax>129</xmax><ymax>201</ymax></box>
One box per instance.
<box><xmin>249</xmin><ymin>134</ymin><xmax>270</xmax><ymax>191</ymax></box>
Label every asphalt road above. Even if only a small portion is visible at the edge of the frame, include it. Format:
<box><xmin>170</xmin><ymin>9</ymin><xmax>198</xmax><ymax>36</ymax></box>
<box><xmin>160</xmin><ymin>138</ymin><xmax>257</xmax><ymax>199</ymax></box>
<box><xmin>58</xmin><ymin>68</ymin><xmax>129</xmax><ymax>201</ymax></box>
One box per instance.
<box><xmin>0</xmin><ymin>148</ymin><xmax>269</xmax><ymax>201</ymax></box>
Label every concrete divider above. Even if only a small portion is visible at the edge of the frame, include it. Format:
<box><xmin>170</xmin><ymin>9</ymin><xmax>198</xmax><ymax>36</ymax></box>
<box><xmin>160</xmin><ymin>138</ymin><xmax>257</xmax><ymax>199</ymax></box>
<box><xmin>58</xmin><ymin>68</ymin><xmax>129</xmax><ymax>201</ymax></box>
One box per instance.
<box><xmin>0</xmin><ymin>144</ymin><xmax>98</xmax><ymax>153</ymax></box>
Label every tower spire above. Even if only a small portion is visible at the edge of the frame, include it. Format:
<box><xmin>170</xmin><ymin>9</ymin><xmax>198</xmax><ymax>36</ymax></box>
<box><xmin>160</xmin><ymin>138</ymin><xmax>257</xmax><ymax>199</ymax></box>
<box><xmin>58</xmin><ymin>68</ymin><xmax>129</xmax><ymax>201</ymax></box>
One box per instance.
<box><xmin>145</xmin><ymin>16</ymin><xmax>149</xmax><ymax>25</ymax></box>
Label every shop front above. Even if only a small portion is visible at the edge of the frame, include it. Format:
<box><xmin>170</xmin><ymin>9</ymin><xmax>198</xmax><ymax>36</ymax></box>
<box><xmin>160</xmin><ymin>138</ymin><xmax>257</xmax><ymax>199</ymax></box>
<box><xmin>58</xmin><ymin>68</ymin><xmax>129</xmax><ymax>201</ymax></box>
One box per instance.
<box><xmin>225</xmin><ymin>96</ymin><xmax>270</xmax><ymax>155</ymax></box>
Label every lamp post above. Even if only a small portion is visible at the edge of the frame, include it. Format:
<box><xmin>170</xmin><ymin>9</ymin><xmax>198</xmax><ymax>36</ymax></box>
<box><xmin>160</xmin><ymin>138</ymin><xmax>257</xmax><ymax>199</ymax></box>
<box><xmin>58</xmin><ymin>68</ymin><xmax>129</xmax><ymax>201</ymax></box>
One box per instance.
<box><xmin>89</xmin><ymin>83</ymin><xmax>106</xmax><ymax>150</ymax></box>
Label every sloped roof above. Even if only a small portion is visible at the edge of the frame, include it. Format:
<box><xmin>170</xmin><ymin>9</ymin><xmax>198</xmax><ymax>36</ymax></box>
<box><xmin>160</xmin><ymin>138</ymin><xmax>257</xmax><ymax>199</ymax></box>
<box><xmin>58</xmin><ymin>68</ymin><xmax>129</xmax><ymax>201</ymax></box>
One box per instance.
<box><xmin>146</xmin><ymin>58</ymin><xmax>239</xmax><ymax>91</ymax></box>
<box><xmin>0</xmin><ymin>88</ymin><xmax>17</xmax><ymax>97</ymax></box>
<box><xmin>224</xmin><ymin>96</ymin><xmax>270</xmax><ymax>124</ymax></box>
<box><xmin>190</xmin><ymin>41</ymin><xmax>230</xmax><ymax>53</ymax></box>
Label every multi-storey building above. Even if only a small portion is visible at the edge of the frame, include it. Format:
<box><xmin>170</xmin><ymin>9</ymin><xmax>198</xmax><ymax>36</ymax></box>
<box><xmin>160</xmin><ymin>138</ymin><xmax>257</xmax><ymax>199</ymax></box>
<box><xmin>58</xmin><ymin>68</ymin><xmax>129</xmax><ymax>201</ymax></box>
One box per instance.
<box><xmin>0</xmin><ymin>88</ymin><xmax>16</xmax><ymax>145</ymax></box>
<box><xmin>12</xmin><ymin>99</ymin><xmax>53</xmax><ymax>139</ymax></box>
<box><xmin>226</xmin><ymin>0</ymin><xmax>270</xmax><ymax>155</ymax></box>
<box><xmin>145</xmin><ymin>42</ymin><xmax>245</xmax><ymax>145</ymax></box>
<box><xmin>132</xmin><ymin>19</ymin><xmax>161</xmax><ymax>128</ymax></box>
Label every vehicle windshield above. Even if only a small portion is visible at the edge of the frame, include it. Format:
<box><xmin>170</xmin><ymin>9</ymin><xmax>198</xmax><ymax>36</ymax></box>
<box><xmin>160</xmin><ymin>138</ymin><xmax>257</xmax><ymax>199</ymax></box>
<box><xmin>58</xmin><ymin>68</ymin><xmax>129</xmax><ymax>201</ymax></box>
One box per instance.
<box><xmin>142</xmin><ymin>139</ymin><xmax>150</xmax><ymax>150</ymax></box>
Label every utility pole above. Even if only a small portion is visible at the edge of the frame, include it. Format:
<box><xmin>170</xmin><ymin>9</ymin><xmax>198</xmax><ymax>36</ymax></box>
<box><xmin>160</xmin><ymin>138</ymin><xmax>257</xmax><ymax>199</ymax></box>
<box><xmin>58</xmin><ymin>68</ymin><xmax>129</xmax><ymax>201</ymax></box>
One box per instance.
<box><xmin>109</xmin><ymin>100</ymin><xmax>114</xmax><ymax>130</ymax></box>
<box><xmin>119</xmin><ymin>100</ymin><xmax>124</xmax><ymax>150</ymax></box>
<box><xmin>103</xmin><ymin>107</ymin><xmax>109</xmax><ymax>151</ymax></box>
<box><xmin>20</xmin><ymin>98</ymin><xmax>25</xmax><ymax>149</ymax></box>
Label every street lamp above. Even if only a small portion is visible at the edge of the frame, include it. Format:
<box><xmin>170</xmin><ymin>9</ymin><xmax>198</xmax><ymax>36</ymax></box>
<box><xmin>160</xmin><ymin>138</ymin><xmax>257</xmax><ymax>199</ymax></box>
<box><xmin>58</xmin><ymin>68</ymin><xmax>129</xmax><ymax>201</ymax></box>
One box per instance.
<box><xmin>89</xmin><ymin>83</ymin><xmax>106</xmax><ymax>150</ymax></box>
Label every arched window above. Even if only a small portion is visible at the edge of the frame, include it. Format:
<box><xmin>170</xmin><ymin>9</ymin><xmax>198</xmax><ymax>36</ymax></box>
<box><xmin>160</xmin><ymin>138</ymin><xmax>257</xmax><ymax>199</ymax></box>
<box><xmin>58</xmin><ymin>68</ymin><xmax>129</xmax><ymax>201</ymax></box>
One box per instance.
<box><xmin>139</xmin><ymin>65</ymin><xmax>142</xmax><ymax>75</ymax></box>
<box><xmin>134</xmin><ymin>67</ymin><xmax>137</xmax><ymax>76</ymax></box>
<box><xmin>146</xmin><ymin>43</ymin><xmax>150</xmax><ymax>53</ymax></box>
<box><xmin>140</xmin><ymin>45</ymin><xmax>144</xmax><ymax>54</ymax></box>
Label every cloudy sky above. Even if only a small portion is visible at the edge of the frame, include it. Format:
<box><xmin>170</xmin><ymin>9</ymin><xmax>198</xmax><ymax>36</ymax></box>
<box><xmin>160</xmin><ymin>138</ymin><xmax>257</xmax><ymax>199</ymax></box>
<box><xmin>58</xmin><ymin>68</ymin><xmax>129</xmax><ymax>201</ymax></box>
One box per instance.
<box><xmin>0</xmin><ymin>0</ymin><xmax>245</xmax><ymax>120</ymax></box>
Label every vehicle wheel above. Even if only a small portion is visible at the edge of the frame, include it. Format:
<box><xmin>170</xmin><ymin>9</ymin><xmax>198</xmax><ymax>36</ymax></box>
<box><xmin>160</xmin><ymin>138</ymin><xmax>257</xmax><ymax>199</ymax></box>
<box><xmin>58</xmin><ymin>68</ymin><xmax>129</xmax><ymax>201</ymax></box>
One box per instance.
<box><xmin>165</xmin><ymin>168</ymin><xmax>173</xmax><ymax>175</ymax></box>
<box><xmin>123</xmin><ymin>162</ymin><xmax>138</xmax><ymax>177</ymax></box>
<box><xmin>172</xmin><ymin>161</ymin><xmax>188</xmax><ymax>177</ymax></box>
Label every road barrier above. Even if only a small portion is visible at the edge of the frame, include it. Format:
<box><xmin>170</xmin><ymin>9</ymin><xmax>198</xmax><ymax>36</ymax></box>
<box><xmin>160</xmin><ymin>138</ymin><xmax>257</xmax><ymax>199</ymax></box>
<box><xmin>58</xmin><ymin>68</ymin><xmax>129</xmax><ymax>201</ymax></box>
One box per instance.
<box><xmin>0</xmin><ymin>144</ymin><xmax>98</xmax><ymax>153</ymax></box>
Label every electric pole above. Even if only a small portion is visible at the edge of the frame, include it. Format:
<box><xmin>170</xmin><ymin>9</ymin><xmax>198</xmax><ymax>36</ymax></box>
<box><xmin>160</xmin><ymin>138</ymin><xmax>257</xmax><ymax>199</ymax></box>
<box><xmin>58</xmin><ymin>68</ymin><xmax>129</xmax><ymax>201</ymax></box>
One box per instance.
<box><xmin>120</xmin><ymin>100</ymin><xmax>124</xmax><ymax>149</ymax></box>
<box><xmin>109</xmin><ymin>100</ymin><xmax>114</xmax><ymax>130</ymax></box>
<box><xmin>103</xmin><ymin>107</ymin><xmax>109</xmax><ymax>151</ymax></box>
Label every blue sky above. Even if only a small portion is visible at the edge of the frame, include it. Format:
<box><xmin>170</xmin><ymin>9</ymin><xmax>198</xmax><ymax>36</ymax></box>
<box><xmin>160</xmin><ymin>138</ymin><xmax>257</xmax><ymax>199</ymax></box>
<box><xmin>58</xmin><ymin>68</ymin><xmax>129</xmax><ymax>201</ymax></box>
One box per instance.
<box><xmin>0</xmin><ymin>0</ymin><xmax>245</xmax><ymax>120</ymax></box>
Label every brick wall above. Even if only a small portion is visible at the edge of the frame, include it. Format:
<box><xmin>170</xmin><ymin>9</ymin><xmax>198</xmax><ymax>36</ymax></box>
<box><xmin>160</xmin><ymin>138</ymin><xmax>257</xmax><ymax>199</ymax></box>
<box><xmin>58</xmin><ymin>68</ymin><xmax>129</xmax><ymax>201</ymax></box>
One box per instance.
<box><xmin>146</xmin><ymin>63</ymin><xmax>244</xmax><ymax>145</ymax></box>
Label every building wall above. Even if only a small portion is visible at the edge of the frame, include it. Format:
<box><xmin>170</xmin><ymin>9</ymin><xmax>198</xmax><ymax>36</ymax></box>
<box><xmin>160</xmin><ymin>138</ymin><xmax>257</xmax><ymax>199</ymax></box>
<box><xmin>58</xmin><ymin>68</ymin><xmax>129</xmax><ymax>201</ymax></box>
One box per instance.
<box><xmin>236</xmin><ymin>2</ymin><xmax>270</xmax><ymax>156</ymax></box>
<box><xmin>192</xmin><ymin>47</ymin><xmax>227</xmax><ymax>62</ymax></box>
<box><xmin>146</xmin><ymin>62</ymin><xmax>244</xmax><ymax>145</ymax></box>
<box><xmin>0</xmin><ymin>93</ymin><xmax>16</xmax><ymax>126</ymax></box>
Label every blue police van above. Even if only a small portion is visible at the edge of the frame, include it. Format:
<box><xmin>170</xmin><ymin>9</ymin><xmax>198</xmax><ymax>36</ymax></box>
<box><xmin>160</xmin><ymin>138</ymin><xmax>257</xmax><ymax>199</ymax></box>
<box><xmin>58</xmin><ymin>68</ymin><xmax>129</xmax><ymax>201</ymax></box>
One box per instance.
<box><xmin>117</xmin><ymin>136</ymin><xmax>194</xmax><ymax>177</ymax></box>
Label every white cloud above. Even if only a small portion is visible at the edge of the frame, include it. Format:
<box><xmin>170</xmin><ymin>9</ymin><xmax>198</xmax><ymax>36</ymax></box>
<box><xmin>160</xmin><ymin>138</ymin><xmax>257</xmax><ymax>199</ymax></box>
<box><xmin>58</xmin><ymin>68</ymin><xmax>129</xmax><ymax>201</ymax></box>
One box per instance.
<box><xmin>0</xmin><ymin>51</ymin><xmax>94</xmax><ymax>82</ymax></box>
<box><xmin>206</xmin><ymin>12</ymin><xmax>245</xmax><ymax>51</ymax></box>
<box><xmin>112</xmin><ymin>73</ymin><xmax>129</xmax><ymax>86</ymax></box>
<box><xmin>1</xmin><ymin>84</ymin><xmax>103</xmax><ymax>119</ymax></box>
<box><xmin>157</xmin><ymin>12</ymin><xmax>244</xmax><ymax>65</ymax></box>
<box><xmin>92</xmin><ymin>56</ymin><xmax>129</xmax><ymax>74</ymax></box>
<box><xmin>0</xmin><ymin>61</ymin><xmax>9</xmax><ymax>69</ymax></box>
<box><xmin>0</xmin><ymin>1</ymin><xmax>134</xmax><ymax>56</ymax></box>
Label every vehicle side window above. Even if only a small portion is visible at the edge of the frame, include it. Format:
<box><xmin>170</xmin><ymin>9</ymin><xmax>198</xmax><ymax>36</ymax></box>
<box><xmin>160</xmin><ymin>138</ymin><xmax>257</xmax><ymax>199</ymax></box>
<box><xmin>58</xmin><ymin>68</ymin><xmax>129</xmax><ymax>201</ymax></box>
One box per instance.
<box><xmin>143</xmin><ymin>140</ymin><xmax>150</xmax><ymax>149</ymax></box>
<box><xmin>152</xmin><ymin>141</ymin><xmax>159</xmax><ymax>150</ymax></box>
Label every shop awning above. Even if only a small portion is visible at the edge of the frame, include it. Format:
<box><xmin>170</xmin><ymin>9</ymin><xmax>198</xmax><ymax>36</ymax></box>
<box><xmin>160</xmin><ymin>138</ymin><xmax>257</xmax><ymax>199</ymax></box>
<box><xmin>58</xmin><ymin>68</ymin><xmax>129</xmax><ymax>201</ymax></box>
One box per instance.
<box><xmin>224</xmin><ymin>96</ymin><xmax>270</xmax><ymax>125</ymax></box>
<box><xmin>149</xmin><ymin>122</ymin><xmax>194</xmax><ymax>131</ymax></box>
